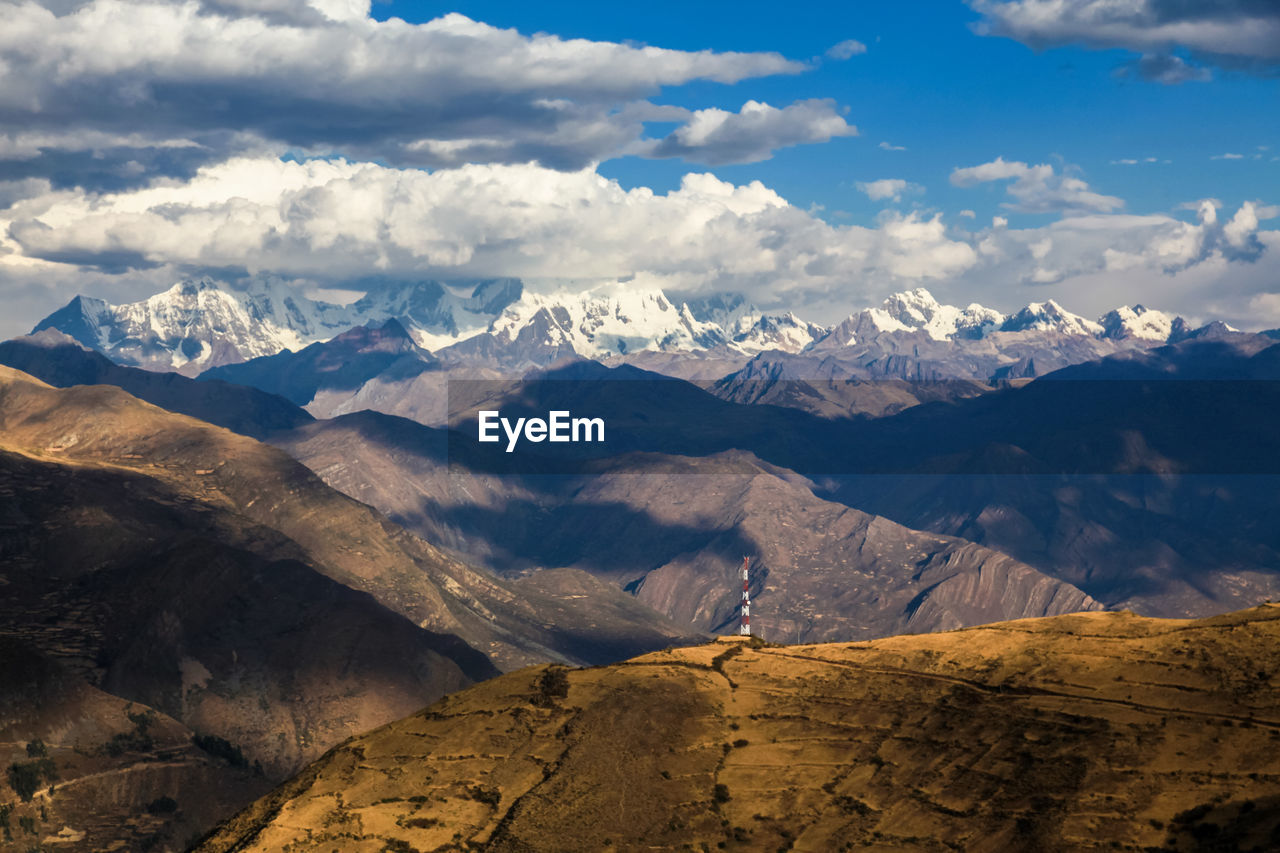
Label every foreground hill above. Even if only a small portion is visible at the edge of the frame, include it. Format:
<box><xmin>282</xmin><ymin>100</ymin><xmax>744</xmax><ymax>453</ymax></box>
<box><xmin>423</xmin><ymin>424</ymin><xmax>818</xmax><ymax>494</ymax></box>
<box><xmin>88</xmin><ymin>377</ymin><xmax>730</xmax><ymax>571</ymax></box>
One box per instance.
<box><xmin>199</xmin><ymin>606</ymin><xmax>1280</xmax><ymax>852</ymax></box>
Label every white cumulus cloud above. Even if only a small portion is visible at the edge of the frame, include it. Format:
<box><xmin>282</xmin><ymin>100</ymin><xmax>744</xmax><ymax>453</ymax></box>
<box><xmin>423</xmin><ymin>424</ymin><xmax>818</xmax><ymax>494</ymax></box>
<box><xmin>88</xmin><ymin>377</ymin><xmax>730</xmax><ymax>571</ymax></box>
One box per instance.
<box><xmin>1</xmin><ymin>157</ymin><xmax>1273</xmax><ymax>337</ymax></box>
<box><xmin>0</xmin><ymin>158</ymin><xmax>976</xmax><ymax>313</ymax></box>
<box><xmin>643</xmin><ymin>100</ymin><xmax>857</xmax><ymax>165</ymax></box>
<box><xmin>0</xmin><ymin>0</ymin><xmax>810</xmax><ymax>185</ymax></box>
<box><xmin>856</xmin><ymin>179</ymin><xmax>923</xmax><ymax>202</ymax></box>
<box><xmin>950</xmin><ymin>157</ymin><xmax>1124</xmax><ymax>214</ymax></box>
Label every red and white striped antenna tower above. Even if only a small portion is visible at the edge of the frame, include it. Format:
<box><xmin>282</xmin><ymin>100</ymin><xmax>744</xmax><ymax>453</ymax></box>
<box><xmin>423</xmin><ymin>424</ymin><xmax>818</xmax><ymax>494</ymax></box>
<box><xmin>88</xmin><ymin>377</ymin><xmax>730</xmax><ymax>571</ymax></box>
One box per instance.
<box><xmin>739</xmin><ymin>556</ymin><xmax>752</xmax><ymax>636</ymax></box>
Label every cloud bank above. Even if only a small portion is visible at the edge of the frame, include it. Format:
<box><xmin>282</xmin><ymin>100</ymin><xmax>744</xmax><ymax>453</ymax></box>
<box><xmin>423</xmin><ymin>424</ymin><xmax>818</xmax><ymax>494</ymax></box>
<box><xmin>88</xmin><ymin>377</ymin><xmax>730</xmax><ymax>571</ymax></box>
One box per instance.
<box><xmin>971</xmin><ymin>0</ymin><xmax>1280</xmax><ymax>81</ymax></box>
<box><xmin>1</xmin><ymin>158</ymin><xmax>972</xmax><ymax>297</ymax></box>
<box><xmin>0</xmin><ymin>0</ymin><xmax>835</xmax><ymax>190</ymax></box>
<box><xmin>2</xmin><ymin>156</ymin><xmax>1272</xmax><ymax>330</ymax></box>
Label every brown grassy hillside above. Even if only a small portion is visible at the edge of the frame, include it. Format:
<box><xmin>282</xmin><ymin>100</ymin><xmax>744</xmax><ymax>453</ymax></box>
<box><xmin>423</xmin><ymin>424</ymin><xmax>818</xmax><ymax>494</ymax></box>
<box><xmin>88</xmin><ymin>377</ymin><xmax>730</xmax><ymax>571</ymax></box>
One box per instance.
<box><xmin>199</xmin><ymin>605</ymin><xmax>1280</xmax><ymax>853</ymax></box>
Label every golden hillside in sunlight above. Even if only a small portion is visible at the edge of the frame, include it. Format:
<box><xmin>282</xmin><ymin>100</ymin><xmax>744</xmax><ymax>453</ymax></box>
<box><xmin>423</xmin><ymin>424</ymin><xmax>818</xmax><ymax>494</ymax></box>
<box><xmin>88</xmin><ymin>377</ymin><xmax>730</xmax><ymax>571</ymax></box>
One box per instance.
<box><xmin>199</xmin><ymin>606</ymin><xmax>1280</xmax><ymax>852</ymax></box>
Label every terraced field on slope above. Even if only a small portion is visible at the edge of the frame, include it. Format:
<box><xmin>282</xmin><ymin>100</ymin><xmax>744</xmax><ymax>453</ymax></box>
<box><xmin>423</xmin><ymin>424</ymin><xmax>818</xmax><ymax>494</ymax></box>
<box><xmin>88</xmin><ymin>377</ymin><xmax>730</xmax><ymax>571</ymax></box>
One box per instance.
<box><xmin>199</xmin><ymin>605</ymin><xmax>1280</xmax><ymax>852</ymax></box>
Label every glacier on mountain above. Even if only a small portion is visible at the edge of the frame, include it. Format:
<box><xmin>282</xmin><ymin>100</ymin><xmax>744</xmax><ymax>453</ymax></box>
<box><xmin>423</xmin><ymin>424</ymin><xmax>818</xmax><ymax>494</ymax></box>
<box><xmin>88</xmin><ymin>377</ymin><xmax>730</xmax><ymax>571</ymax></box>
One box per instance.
<box><xmin>31</xmin><ymin>276</ymin><xmax>1195</xmax><ymax>377</ymax></box>
<box><xmin>32</xmin><ymin>276</ymin><xmax>523</xmax><ymax>374</ymax></box>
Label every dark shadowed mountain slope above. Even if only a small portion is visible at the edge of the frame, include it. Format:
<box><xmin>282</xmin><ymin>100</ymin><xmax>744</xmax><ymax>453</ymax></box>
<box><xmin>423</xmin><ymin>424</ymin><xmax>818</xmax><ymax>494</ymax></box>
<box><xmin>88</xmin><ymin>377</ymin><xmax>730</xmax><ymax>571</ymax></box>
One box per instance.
<box><xmin>829</xmin><ymin>335</ymin><xmax>1280</xmax><ymax>616</ymax></box>
<box><xmin>710</xmin><ymin>349</ymin><xmax>992</xmax><ymax>418</ymax></box>
<box><xmin>570</xmin><ymin>453</ymin><xmax>1101</xmax><ymax>642</ymax></box>
<box><xmin>0</xmin><ymin>445</ymin><xmax>488</xmax><ymax>777</ymax></box>
<box><xmin>436</xmin><ymin>345</ymin><xmax>1280</xmax><ymax>480</ymax></box>
<box><xmin>0</xmin><ymin>640</ymin><xmax>274</xmax><ymax>853</ymax></box>
<box><xmin>198</xmin><ymin>606</ymin><xmax>1280</xmax><ymax>853</ymax></box>
<box><xmin>272</xmin><ymin>411</ymin><xmax>1101</xmax><ymax>643</ymax></box>
<box><xmin>13</xmin><ymin>327</ymin><xmax>1279</xmax><ymax>623</ymax></box>
<box><xmin>431</xmin><ymin>346</ymin><xmax>1280</xmax><ymax>618</ymax></box>
<box><xmin>196</xmin><ymin>318</ymin><xmax>506</xmax><ymax>425</ymax></box>
<box><xmin>833</xmin><ymin>471</ymin><xmax>1280</xmax><ymax>616</ymax></box>
<box><xmin>200</xmin><ymin>317</ymin><xmax>439</xmax><ymax>407</ymax></box>
<box><xmin>0</xmin><ymin>369</ymin><xmax>494</xmax><ymax>849</ymax></box>
<box><xmin>0</xmin><ymin>330</ymin><xmax>312</xmax><ymax>439</ymax></box>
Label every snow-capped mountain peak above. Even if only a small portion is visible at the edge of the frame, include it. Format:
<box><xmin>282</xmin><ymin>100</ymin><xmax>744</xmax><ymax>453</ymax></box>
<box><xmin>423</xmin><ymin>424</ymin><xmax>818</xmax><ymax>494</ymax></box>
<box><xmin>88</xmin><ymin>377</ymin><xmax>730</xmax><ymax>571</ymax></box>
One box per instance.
<box><xmin>1000</xmin><ymin>299</ymin><xmax>1105</xmax><ymax>337</ymax></box>
<box><xmin>818</xmin><ymin>288</ymin><xmax>1005</xmax><ymax>346</ymax></box>
<box><xmin>30</xmin><ymin>276</ymin><xmax>524</xmax><ymax>375</ymax></box>
<box><xmin>345</xmin><ymin>278</ymin><xmax>521</xmax><ymax>350</ymax></box>
<box><xmin>809</xmin><ymin>288</ymin><xmax>1192</xmax><ymax>357</ymax></box>
<box><xmin>489</xmin><ymin>285</ymin><xmax>727</xmax><ymax>357</ymax></box>
<box><xmin>730</xmin><ymin>312</ymin><xmax>828</xmax><ymax>355</ymax></box>
<box><xmin>30</xmin><ymin>276</ymin><xmax>1202</xmax><ymax>381</ymax></box>
<box><xmin>1098</xmin><ymin>304</ymin><xmax>1176</xmax><ymax>342</ymax></box>
<box><xmin>881</xmin><ymin>287</ymin><xmax>943</xmax><ymax>327</ymax></box>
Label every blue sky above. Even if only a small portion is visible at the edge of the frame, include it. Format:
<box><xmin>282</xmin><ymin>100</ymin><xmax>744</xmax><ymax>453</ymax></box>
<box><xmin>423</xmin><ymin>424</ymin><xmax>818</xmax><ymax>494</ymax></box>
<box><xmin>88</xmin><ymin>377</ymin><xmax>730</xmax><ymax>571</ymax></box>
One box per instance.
<box><xmin>0</xmin><ymin>0</ymin><xmax>1276</xmax><ymax>336</ymax></box>
<box><xmin>378</xmin><ymin>0</ymin><xmax>1277</xmax><ymax>228</ymax></box>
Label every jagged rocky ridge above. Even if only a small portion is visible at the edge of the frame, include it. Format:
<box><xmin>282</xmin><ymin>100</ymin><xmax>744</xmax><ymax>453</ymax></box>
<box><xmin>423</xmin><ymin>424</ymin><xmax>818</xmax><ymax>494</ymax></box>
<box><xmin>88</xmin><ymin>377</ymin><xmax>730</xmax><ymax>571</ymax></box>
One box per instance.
<box><xmin>32</xmin><ymin>277</ymin><xmax>524</xmax><ymax>375</ymax></box>
<box><xmin>187</xmin><ymin>286</ymin><xmax>1224</xmax><ymax>422</ymax></box>
<box><xmin>33</xmin><ymin>278</ymin><xmax>1196</xmax><ymax>381</ymax></box>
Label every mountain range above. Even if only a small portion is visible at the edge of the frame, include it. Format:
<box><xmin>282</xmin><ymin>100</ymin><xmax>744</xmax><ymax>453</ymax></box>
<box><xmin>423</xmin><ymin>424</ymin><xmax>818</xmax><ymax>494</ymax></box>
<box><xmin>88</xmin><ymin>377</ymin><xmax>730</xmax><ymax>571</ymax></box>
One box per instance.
<box><xmin>21</xmin><ymin>275</ymin><xmax>1269</xmax><ymax>419</ymax></box>
<box><xmin>7</xmin><ymin>328</ymin><xmax>1279</xmax><ymax>628</ymax></box>
<box><xmin>34</xmin><ymin>277</ymin><xmax>1200</xmax><ymax>384</ymax></box>
<box><xmin>31</xmin><ymin>277</ymin><xmax>522</xmax><ymax>376</ymax></box>
<box><xmin>0</xmin><ymin>334</ymin><xmax>1102</xmax><ymax>643</ymax></box>
<box><xmin>7</xmin><ymin>277</ymin><xmax>1280</xmax><ymax>849</ymax></box>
